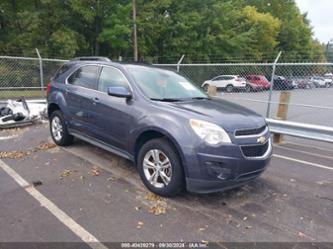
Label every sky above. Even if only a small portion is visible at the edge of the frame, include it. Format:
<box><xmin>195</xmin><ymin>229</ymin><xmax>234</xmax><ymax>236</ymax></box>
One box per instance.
<box><xmin>295</xmin><ymin>0</ymin><xmax>333</xmax><ymax>44</ymax></box>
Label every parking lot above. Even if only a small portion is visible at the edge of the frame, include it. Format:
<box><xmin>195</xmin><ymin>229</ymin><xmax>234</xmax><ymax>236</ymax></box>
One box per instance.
<box><xmin>220</xmin><ymin>87</ymin><xmax>333</xmax><ymax>127</ymax></box>
<box><xmin>0</xmin><ymin>123</ymin><xmax>332</xmax><ymax>246</ymax></box>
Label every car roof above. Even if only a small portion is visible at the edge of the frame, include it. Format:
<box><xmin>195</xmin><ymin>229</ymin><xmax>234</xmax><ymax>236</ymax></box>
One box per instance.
<box><xmin>214</xmin><ymin>75</ymin><xmax>238</xmax><ymax>77</ymax></box>
<box><xmin>64</xmin><ymin>59</ymin><xmax>158</xmax><ymax>71</ymax></box>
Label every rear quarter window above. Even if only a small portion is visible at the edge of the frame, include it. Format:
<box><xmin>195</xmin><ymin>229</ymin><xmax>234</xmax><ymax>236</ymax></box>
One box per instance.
<box><xmin>52</xmin><ymin>64</ymin><xmax>73</xmax><ymax>82</ymax></box>
<box><xmin>67</xmin><ymin>65</ymin><xmax>100</xmax><ymax>90</ymax></box>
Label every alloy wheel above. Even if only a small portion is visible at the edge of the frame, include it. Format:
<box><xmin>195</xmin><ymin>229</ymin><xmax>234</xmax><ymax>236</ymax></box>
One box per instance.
<box><xmin>143</xmin><ymin>149</ymin><xmax>172</xmax><ymax>188</ymax></box>
<box><xmin>51</xmin><ymin>116</ymin><xmax>63</xmax><ymax>141</ymax></box>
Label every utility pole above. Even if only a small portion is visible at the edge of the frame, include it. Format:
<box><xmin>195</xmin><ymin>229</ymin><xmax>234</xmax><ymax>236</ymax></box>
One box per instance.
<box><xmin>132</xmin><ymin>0</ymin><xmax>138</xmax><ymax>61</ymax></box>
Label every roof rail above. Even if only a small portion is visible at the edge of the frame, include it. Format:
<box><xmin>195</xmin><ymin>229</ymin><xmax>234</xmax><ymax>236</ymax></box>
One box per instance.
<box><xmin>71</xmin><ymin>56</ymin><xmax>112</xmax><ymax>62</ymax></box>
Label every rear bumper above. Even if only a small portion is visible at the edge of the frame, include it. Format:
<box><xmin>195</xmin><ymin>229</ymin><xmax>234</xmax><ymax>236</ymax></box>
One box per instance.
<box><xmin>248</xmin><ymin>84</ymin><xmax>270</xmax><ymax>90</ymax></box>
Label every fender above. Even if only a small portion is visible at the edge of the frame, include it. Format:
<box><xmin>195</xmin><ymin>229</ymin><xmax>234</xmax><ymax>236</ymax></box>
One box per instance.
<box><xmin>48</xmin><ymin>86</ymin><xmax>70</xmax><ymax>118</ymax></box>
<box><xmin>130</xmin><ymin>113</ymin><xmax>195</xmax><ymax>176</ymax></box>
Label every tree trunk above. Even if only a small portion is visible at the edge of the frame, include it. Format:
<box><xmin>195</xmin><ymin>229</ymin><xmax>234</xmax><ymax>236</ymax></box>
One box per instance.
<box><xmin>94</xmin><ymin>0</ymin><xmax>101</xmax><ymax>55</ymax></box>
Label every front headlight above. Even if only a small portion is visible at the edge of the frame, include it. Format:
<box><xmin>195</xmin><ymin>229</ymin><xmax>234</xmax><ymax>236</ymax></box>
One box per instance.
<box><xmin>189</xmin><ymin>119</ymin><xmax>231</xmax><ymax>145</ymax></box>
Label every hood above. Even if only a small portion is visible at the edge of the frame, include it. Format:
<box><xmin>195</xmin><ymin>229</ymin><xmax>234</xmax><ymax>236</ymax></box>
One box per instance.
<box><xmin>167</xmin><ymin>98</ymin><xmax>266</xmax><ymax>132</ymax></box>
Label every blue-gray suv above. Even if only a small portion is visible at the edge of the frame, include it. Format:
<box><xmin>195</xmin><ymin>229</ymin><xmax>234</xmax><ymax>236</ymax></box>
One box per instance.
<box><xmin>47</xmin><ymin>57</ymin><xmax>272</xmax><ymax>197</ymax></box>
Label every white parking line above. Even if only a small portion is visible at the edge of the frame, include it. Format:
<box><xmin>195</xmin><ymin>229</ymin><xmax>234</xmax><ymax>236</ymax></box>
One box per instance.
<box><xmin>0</xmin><ymin>159</ymin><xmax>107</xmax><ymax>249</ymax></box>
<box><xmin>283</xmin><ymin>141</ymin><xmax>333</xmax><ymax>154</ymax></box>
<box><xmin>274</xmin><ymin>145</ymin><xmax>333</xmax><ymax>161</ymax></box>
<box><xmin>273</xmin><ymin>154</ymin><xmax>333</xmax><ymax>171</ymax></box>
<box><xmin>0</xmin><ymin>135</ymin><xmax>18</xmax><ymax>140</ymax></box>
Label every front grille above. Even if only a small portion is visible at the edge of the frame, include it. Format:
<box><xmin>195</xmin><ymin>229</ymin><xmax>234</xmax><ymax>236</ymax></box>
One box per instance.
<box><xmin>241</xmin><ymin>142</ymin><xmax>269</xmax><ymax>157</ymax></box>
<box><xmin>235</xmin><ymin>125</ymin><xmax>267</xmax><ymax>137</ymax></box>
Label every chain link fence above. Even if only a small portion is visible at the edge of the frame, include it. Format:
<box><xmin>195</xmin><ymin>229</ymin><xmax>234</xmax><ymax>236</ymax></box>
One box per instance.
<box><xmin>0</xmin><ymin>56</ymin><xmax>66</xmax><ymax>99</ymax></box>
<box><xmin>1</xmin><ymin>55</ymin><xmax>333</xmax><ymax>127</ymax></box>
<box><xmin>156</xmin><ymin>62</ymin><xmax>333</xmax><ymax>127</ymax></box>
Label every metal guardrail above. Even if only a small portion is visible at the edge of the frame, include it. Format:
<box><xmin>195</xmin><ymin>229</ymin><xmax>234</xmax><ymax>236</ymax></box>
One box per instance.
<box><xmin>266</xmin><ymin>118</ymin><xmax>333</xmax><ymax>143</ymax></box>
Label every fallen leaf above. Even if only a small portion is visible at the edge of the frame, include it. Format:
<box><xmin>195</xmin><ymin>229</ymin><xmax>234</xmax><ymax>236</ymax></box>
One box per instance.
<box><xmin>144</xmin><ymin>191</ymin><xmax>162</xmax><ymax>202</ymax></box>
<box><xmin>137</xmin><ymin>221</ymin><xmax>144</xmax><ymax>229</ymax></box>
<box><xmin>316</xmin><ymin>180</ymin><xmax>330</xmax><ymax>186</ymax></box>
<box><xmin>149</xmin><ymin>204</ymin><xmax>166</xmax><ymax>215</ymax></box>
<box><xmin>35</xmin><ymin>143</ymin><xmax>56</xmax><ymax>151</ymax></box>
<box><xmin>59</xmin><ymin>169</ymin><xmax>72</xmax><ymax>178</ymax></box>
<box><xmin>0</xmin><ymin>151</ymin><xmax>30</xmax><ymax>159</ymax></box>
<box><xmin>90</xmin><ymin>166</ymin><xmax>100</xmax><ymax>176</ymax></box>
<box><xmin>297</xmin><ymin>232</ymin><xmax>306</xmax><ymax>238</ymax></box>
<box><xmin>144</xmin><ymin>191</ymin><xmax>167</xmax><ymax>215</ymax></box>
<box><xmin>135</xmin><ymin>206</ymin><xmax>141</xmax><ymax>211</ymax></box>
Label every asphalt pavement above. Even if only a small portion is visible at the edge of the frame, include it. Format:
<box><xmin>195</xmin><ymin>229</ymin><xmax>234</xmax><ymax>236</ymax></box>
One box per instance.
<box><xmin>0</xmin><ymin>124</ymin><xmax>332</xmax><ymax>247</ymax></box>
<box><xmin>219</xmin><ymin>87</ymin><xmax>333</xmax><ymax>127</ymax></box>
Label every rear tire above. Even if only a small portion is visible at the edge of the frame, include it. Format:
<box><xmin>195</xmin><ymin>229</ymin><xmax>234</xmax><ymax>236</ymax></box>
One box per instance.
<box><xmin>137</xmin><ymin>138</ymin><xmax>184</xmax><ymax>197</ymax></box>
<box><xmin>49</xmin><ymin>110</ymin><xmax>74</xmax><ymax>146</ymax></box>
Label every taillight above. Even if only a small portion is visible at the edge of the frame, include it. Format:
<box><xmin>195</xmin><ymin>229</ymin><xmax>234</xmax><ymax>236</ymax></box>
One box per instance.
<box><xmin>46</xmin><ymin>83</ymin><xmax>52</xmax><ymax>96</ymax></box>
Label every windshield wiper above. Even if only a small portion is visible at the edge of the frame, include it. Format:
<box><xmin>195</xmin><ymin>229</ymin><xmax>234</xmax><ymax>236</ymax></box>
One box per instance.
<box><xmin>150</xmin><ymin>98</ymin><xmax>183</xmax><ymax>102</ymax></box>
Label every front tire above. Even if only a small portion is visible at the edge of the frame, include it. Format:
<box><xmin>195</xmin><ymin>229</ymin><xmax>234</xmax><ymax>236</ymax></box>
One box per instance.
<box><xmin>49</xmin><ymin>110</ymin><xmax>73</xmax><ymax>146</ymax></box>
<box><xmin>137</xmin><ymin>138</ymin><xmax>184</xmax><ymax>197</ymax></box>
<box><xmin>203</xmin><ymin>84</ymin><xmax>209</xmax><ymax>92</ymax></box>
<box><xmin>245</xmin><ymin>85</ymin><xmax>252</xmax><ymax>92</ymax></box>
<box><xmin>226</xmin><ymin>84</ymin><xmax>234</xmax><ymax>93</ymax></box>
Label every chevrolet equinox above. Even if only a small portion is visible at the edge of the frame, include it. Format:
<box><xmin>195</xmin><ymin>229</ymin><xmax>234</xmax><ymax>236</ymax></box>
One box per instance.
<box><xmin>47</xmin><ymin>57</ymin><xmax>272</xmax><ymax>197</ymax></box>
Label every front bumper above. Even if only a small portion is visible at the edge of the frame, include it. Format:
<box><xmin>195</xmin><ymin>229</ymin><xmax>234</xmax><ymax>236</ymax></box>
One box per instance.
<box><xmin>186</xmin><ymin>159</ymin><xmax>270</xmax><ymax>193</ymax></box>
<box><xmin>184</xmin><ymin>138</ymin><xmax>272</xmax><ymax>193</ymax></box>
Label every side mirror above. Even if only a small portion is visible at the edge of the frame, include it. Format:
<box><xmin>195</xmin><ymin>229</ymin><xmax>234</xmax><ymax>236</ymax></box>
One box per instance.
<box><xmin>107</xmin><ymin>86</ymin><xmax>132</xmax><ymax>98</ymax></box>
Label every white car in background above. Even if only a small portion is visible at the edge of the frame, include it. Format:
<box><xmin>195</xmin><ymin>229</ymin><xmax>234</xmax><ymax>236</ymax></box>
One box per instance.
<box><xmin>202</xmin><ymin>75</ymin><xmax>247</xmax><ymax>93</ymax></box>
<box><xmin>323</xmin><ymin>74</ymin><xmax>333</xmax><ymax>87</ymax></box>
<box><xmin>310</xmin><ymin>76</ymin><xmax>329</xmax><ymax>88</ymax></box>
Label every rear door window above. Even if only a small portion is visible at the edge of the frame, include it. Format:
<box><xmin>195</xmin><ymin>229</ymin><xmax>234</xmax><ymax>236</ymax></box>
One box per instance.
<box><xmin>67</xmin><ymin>65</ymin><xmax>100</xmax><ymax>90</ymax></box>
<box><xmin>213</xmin><ymin>76</ymin><xmax>223</xmax><ymax>81</ymax></box>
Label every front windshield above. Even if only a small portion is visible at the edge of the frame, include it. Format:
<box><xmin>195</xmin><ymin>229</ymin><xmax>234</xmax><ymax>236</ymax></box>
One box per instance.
<box><xmin>126</xmin><ymin>65</ymin><xmax>207</xmax><ymax>100</ymax></box>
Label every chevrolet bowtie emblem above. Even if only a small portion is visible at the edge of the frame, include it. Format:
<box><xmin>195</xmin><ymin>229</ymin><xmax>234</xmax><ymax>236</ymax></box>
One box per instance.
<box><xmin>257</xmin><ymin>136</ymin><xmax>267</xmax><ymax>144</ymax></box>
